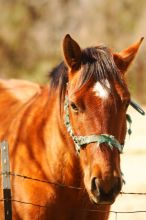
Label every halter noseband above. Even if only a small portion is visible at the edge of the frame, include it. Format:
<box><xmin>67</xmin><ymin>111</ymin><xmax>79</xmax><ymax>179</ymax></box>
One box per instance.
<box><xmin>64</xmin><ymin>96</ymin><xmax>124</xmax><ymax>154</ymax></box>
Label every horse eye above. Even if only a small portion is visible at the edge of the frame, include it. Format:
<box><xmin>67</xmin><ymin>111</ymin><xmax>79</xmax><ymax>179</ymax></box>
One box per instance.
<box><xmin>70</xmin><ymin>102</ymin><xmax>79</xmax><ymax>112</ymax></box>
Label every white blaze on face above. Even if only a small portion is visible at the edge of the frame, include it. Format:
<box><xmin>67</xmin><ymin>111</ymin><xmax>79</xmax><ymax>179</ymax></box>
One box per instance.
<box><xmin>93</xmin><ymin>79</ymin><xmax>110</xmax><ymax>99</ymax></box>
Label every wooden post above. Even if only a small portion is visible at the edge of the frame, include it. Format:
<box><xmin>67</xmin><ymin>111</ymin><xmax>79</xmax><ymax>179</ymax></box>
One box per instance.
<box><xmin>0</xmin><ymin>141</ymin><xmax>12</xmax><ymax>220</ymax></box>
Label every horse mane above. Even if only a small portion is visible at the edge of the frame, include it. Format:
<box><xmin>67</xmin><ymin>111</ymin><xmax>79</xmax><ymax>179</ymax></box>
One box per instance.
<box><xmin>49</xmin><ymin>46</ymin><xmax>123</xmax><ymax>99</ymax></box>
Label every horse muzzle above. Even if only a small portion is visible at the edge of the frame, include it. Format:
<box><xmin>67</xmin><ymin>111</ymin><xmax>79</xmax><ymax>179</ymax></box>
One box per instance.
<box><xmin>89</xmin><ymin>176</ymin><xmax>122</xmax><ymax>204</ymax></box>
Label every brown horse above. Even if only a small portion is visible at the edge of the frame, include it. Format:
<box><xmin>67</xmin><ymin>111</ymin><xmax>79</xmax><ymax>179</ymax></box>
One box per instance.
<box><xmin>0</xmin><ymin>35</ymin><xmax>143</xmax><ymax>220</ymax></box>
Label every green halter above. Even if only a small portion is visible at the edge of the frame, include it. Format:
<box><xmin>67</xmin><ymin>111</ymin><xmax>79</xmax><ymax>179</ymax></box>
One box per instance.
<box><xmin>64</xmin><ymin>96</ymin><xmax>124</xmax><ymax>154</ymax></box>
<box><xmin>130</xmin><ymin>100</ymin><xmax>145</xmax><ymax>116</ymax></box>
<box><xmin>64</xmin><ymin>93</ymin><xmax>145</xmax><ymax>155</ymax></box>
<box><xmin>126</xmin><ymin>100</ymin><xmax>145</xmax><ymax>136</ymax></box>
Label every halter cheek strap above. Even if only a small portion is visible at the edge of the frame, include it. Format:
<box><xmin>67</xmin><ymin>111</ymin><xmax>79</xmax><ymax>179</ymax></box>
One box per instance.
<box><xmin>126</xmin><ymin>114</ymin><xmax>132</xmax><ymax>136</ymax></box>
<box><xmin>64</xmin><ymin>96</ymin><xmax>124</xmax><ymax>154</ymax></box>
<box><xmin>130</xmin><ymin>100</ymin><xmax>145</xmax><ymax>115</ymax></box>
<box><xmin>126</xmin><ymin>101</ymin><xmax>145</xmax><ymax>137</ymax></box>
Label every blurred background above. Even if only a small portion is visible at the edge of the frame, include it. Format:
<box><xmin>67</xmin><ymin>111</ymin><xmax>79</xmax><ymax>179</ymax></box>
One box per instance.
<box><xmin>0</xmin><ymin>0</ymin><xmax>146</xmax><ymax>219</ymax></box>
<box><xmin>0</xmin><ymin>0</ymin><xmax>146</xmax><ymax>104</ymax></box>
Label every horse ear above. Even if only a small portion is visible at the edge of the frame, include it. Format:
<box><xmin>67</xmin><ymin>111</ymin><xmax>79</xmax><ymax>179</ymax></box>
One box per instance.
<box><xmin>63</xmin><ymin>34</ymin><xmax>82</xmax><ymax>70</ymax></box>
<box><xmin>113</xmin><ymin>37</ymin><xmax>144</xmax><ymax>74</ymax></box>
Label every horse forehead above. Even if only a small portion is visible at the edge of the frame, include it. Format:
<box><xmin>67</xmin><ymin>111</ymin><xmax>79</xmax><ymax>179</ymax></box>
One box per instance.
<box><xmin>93</xmin><ymin>79</ymin><xmax>110</xmax><ymax>99</ymax></box>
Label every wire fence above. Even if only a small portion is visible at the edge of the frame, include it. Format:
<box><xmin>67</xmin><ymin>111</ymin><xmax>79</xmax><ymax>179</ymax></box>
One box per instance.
<box><xmin>1</xmin><ymin>171</ymin><xmax>146</xmax><ymax>195</ymax></box>
<box><xmin>0</xmin><ymin>140</ymin><xmax>146</xmax><ymax>219</ymax></box>
<box><xmin>0</xmin><ymin>171</ymin><xmax>146</xmax><ymax>220</ymax></box>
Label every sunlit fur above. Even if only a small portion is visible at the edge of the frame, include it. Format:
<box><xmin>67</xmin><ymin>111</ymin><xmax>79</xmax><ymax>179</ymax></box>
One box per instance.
<box><xmin>0</xmin><ymin>36</ymin><xmax>142</xmax><ymax>220</ymax></box>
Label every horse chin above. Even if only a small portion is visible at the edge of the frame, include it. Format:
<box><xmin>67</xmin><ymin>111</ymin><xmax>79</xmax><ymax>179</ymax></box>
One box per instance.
<box><xmin>89</xmin><ymin>195</ymin><xmax>100</xmax><ymax>204</ymax></box>
<box><xmin>89</xmin><ymin>194</ymin><xmax>115</xmax><ymax>205</ymax></box>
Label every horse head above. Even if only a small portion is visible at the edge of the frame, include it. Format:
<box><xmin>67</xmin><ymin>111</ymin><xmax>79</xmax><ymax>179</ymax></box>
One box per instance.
<box><xmin>62</xmin><ymin>34</ymin><xmax>143</xmax><ymax>205</ymax></box>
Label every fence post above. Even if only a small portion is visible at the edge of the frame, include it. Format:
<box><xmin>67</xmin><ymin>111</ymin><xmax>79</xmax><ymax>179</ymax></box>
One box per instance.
<box><xmin>0</xmin><ymin>141</ymin><xmax>12</xmax><ymax>220</ymax></box>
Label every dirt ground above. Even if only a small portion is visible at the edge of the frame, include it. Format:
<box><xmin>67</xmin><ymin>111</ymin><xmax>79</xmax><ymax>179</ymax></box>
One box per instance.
<box><xmin>109</xmin><ymin>105</ymin><xmax>146</xmax><ymax>220</ymax></box>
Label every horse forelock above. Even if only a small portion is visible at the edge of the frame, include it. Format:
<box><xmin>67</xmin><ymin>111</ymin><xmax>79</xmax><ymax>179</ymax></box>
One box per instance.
<box><xmin>49</xmin><ymin>45</ymin><xmax>124</xmax><ymax>102</ymax></box>
<box><xmin>81</xmin><ymin>46</ymin><xmax>122</xmax><ymax>86</ymax></box>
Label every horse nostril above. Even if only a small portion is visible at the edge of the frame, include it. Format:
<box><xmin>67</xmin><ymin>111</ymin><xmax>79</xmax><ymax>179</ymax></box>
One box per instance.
<box><xmin>90</xmin><ymin>176</ymin><xmax>122</xmax><ymax>204</ymax></box>
<box><xmin>91</xmin><ymin>177</ymin><xmax>99</xmax><ymax>192</ymax></box>
<box><xmin>99</xmin><ymin>177</ymin><xmax>122</xmax><ymax>201</ymax></box>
